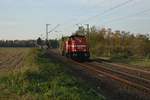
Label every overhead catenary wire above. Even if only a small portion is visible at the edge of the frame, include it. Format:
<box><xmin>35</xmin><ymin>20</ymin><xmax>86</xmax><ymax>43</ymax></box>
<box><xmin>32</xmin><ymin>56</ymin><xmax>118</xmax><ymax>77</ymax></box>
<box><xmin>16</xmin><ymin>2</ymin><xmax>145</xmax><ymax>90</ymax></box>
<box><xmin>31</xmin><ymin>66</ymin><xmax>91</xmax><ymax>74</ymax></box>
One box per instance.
<box><xmin>60</xmin><ymin>0</ymin><xmax>108</xmax><ymax>27</ymax></box>
<box><xmin>61</xmin><ymin>0</ymin><xmax>134</xmax><ymax>32</ymax></box>
<box><xmin>102</xmin><ymin>8</ymin><xmax>150</xmax><ymax>24</ymax></box>
<box><xmin>45</xmin><ymin>24</ymin><xmax>60</xmax><ymax>40</ymax></box>
<box><xmin>58</xmin><ymin>0</ymin><xmax>134</xmax><ymax>35</ymax></box>
<box><xmin>53</xmin><ymin>6</ymin><xmax>150</xmax><ymax>44</ymax></box>
<box><xmin>58</xmin><ymin>1</ymin><xmax>107</xmax><ymax>33</ymax></box>
<box><xmin>77</xmin><ymin>0</ymin><xmax>134</xmax><ymax>24</ymax></box>
<box><xmin>48</xmin><ymin>24</ymin><xmax>60</xmax><ymax>33</ymax></box>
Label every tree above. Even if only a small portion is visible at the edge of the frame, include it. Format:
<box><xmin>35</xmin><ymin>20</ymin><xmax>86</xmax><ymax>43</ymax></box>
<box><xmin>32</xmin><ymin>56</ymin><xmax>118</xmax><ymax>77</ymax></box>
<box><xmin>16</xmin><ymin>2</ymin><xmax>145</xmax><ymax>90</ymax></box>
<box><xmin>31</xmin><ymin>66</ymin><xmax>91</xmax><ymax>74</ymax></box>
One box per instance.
<box><xmin>37</xmin><ymin>37</ymin><xmax>43</xmax><ymax>46</ymax></box>
<box><xmin>75</xmin><ymin>26</ymin><xmax>86</xmax><ymax>35</ymax></box>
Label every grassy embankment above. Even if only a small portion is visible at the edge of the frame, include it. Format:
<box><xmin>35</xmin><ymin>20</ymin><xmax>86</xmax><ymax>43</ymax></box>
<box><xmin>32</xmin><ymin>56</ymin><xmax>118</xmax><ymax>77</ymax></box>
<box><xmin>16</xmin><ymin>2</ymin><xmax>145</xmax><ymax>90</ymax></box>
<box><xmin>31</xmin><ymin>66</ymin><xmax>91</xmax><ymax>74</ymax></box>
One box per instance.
<box><xmin>110</xmin><ymin>55</ymin><xmax>150</xmax><ymax>70</ymax></box>
<box><xmin>91</xmin><ymin>51</ymin><xmax>150</xmax><ymax>70</ymax></box>
<box><xmin>0</xmin><ymin>48</ymin><xmax>105</xmax><ymax>100</ymax></box>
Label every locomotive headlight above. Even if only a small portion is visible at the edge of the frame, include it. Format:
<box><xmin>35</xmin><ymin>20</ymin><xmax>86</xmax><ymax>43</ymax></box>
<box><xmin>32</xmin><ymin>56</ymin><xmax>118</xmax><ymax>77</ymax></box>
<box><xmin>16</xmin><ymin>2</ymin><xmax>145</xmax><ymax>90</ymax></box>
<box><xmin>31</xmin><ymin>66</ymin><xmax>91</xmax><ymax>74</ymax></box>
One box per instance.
<box><xmin>72</xmin><ymin>45</ymin><xmax>75</xmax><ymax>48</ymax></box>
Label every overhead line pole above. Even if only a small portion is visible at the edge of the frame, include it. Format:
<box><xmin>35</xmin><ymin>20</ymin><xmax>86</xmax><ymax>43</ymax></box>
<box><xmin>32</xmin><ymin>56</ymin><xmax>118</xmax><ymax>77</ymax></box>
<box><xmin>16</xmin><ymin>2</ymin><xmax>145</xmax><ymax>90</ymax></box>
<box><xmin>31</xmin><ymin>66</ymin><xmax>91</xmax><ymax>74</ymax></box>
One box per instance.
<box><xmin>46</xmin><ymin>24</ymin><xmax>50</xmax><ymax>41</ymax></box>
<box><xmin>45</xmin><ymin>24</ymin><xmax>60</xmax><ymax>48</ymax></box>
<box><xmin>45</xmin><ymin>24</ymin><xmax>60</xmax><ymax>41</ymax></box>
<box><xmin>45</xmin><ymin>24</ymin><xmax>51</xmax><ymax>48</ymax></box>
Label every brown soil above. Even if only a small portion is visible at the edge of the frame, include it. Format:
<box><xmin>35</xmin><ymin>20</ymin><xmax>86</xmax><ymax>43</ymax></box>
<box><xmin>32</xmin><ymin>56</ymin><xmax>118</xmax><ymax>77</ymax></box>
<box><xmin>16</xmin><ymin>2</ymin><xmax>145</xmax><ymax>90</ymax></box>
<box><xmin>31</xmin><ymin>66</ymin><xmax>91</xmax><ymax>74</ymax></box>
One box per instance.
<box><xmin>0</xmin><ymin>48</ymin><xmax>30</xmax><ymax>72</ymax></box>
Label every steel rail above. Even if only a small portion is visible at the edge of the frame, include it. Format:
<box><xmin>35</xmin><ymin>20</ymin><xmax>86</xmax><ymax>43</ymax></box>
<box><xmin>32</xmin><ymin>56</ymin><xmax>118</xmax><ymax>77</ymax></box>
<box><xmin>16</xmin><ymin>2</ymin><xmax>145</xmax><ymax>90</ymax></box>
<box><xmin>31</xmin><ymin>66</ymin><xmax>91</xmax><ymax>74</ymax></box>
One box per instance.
<box><xmin>48</xmin><ymin>49</ymin><xmax>150</xmax><ymax>93</ymax></box>
<box><xmin>102</xmin><ymin>61</ymin><xmax>150</xmax><ymax>74</ymax></box>
<box><xmin>95</xmin><ymin>58</ymin><xmax>150</xmax><ymax>74</ymax></box>
<box><xmin>87</xmin><ymin>62</ymin><xmax>150</xmax><ymax>88</ymax></box>
<box><xmin>70</xmin><ymin>60</ymin><xmax>150</xmax><ymax>93</ymax></box>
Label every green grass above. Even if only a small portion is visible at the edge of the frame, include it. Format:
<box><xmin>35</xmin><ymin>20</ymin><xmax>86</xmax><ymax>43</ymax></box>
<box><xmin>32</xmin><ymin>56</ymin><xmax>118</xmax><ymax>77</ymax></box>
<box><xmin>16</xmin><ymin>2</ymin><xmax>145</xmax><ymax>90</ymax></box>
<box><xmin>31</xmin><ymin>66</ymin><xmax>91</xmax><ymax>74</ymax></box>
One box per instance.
<box><xmin>127</xmin><ymin>59</ymin><xmax>150</xmax><ymax>69</ymax></box>
<box><xmin>0</xmin><ymin>49</ymin><xmax>105</xmax><ymax>100</ymax></box>
<box><xmin>110</xmin><ymin>54</ymin><xmax>150</xmax><ymax>69</ymax></box>
<box><xmin>93</xmin><ymin>53</ymin><xmax>150</xmax><ymax>70</ymax></box>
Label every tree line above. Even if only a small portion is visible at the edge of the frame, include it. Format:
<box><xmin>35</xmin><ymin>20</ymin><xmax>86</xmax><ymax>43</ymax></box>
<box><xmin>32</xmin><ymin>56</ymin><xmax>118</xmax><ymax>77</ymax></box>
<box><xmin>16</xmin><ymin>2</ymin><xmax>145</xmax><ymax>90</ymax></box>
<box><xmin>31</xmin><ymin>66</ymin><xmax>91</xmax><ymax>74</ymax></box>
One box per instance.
<box><xmin>0</xmin><ymin>40</ymin><xmax>36</xmax><ymax>47</ymax></box>
<box><xmin>75</xmin><ymin>26</ymin><xmax>150</xmax><ymax>58</ymax></box>
<box><xmin>36</xmin><ymin>37</ymin><xmax>59</xmax><ymax>48</ymax></box>
<box><xmin>0</xmin><ymin>38</ymin><xmax>59</xmax><ymax>48</ymax></box>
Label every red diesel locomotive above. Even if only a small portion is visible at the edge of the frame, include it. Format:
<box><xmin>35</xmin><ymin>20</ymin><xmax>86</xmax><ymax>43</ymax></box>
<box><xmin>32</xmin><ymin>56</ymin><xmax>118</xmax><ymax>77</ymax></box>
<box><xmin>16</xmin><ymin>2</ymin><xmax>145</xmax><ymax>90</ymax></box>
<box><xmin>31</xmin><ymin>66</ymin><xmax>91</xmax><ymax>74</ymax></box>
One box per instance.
<box><xmin>61</xmin><ymin>34</ymin><xmax>90</xmax><ymax>60</ymax></box>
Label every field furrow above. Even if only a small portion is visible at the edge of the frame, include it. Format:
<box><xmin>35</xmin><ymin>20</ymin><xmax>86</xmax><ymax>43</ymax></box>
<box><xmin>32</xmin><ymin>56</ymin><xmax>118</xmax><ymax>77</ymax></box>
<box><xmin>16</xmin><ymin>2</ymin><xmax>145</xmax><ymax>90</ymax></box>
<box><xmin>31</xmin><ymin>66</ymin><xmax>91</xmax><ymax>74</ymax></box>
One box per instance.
<box><xmin>0</xmin><ymin>48</ymin><xmax>30</xmax><ymax>72</ymax></box>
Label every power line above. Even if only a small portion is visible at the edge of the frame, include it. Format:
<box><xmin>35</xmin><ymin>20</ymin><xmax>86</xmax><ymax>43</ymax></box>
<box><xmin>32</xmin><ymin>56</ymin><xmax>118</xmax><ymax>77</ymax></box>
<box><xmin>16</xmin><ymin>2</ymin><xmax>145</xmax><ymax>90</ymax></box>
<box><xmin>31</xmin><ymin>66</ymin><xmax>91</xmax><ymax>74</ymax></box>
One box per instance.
<box><xmin>60</xmin><ymin>0</ymin><xmax>108</xmax><ymax>27</ymax></box>
<box><xmin>61</xmin><ymin>0</ymin><xmax>134</xmax><ymax>32</ymax></box>
<box><xmin>48</xmin><ymin>24</ymin><xmax>60</xmax><ymax>33</ymax></box>
<box><xmin>103</xmin><ymin>8</ymin><xmax>150</xmax><ymax>24</ymax></box>
<box><xmin>59</xmin><ymin>0</ymin><xmax>112</xmax><ymax>31</ymax></box>
<box><xmin>58</xmin><ymin>0</ymin><xmax>134</xmax><ymax>34</ymax></box>
<box><xmin>77</xmin><ymin>0</ymin><xmax>134</xmax><ymax>24</ymax></box>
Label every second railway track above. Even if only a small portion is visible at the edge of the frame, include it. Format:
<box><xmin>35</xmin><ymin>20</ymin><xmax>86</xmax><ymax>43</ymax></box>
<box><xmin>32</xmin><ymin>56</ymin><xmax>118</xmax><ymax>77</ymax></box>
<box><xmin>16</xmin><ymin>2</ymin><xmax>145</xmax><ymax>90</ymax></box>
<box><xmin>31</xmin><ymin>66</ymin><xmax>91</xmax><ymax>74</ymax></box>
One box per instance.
<box><xmin>69</xmin><ymin>60</ymin><xmax>150</xmax><ymax>94</ymax></box>
<box><xmin>95</xmin><ymin>59</ymin><xmax>150</xmax><ymax>80</ymax></box>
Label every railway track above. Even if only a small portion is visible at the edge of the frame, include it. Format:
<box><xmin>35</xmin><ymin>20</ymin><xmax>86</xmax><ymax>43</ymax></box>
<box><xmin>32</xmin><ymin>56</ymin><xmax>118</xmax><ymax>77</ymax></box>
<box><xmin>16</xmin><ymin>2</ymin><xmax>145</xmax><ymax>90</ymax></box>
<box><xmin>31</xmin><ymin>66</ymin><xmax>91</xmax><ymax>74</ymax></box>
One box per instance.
<box><xmin>48</xmin><ymin>49</ymin><xmax>150</xmax><ymax>94</ymax></box>
<box><xmin>93</xmin><ymin>61</ymin><xmax>150</xmax><ymax>80</ymax></box>
<box><xmin>70</xmin><ymin>60</ymin><xmax>150</xmax><ymax>94</ymax></box>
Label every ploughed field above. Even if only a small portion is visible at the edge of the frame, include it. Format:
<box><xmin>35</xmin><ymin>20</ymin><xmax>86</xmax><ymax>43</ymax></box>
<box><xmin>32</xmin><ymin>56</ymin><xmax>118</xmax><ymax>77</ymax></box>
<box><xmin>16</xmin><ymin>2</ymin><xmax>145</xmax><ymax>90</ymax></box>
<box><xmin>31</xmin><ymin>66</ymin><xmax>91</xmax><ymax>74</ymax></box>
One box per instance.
<box><xmin>0</xmin><ymin>48</ymin><xmax>30</xmax><ymax>72</ymax></box>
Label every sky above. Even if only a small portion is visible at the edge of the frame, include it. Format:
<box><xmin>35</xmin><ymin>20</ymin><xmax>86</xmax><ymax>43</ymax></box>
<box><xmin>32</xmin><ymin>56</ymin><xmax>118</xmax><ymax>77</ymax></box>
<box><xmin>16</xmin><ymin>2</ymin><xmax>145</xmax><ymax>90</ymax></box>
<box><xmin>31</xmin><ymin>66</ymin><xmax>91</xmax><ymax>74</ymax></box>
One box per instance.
<box><xmin>0</xmin><ymin>0</ymin><xmax>150</xmax><ymax>40</ymax></box>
